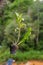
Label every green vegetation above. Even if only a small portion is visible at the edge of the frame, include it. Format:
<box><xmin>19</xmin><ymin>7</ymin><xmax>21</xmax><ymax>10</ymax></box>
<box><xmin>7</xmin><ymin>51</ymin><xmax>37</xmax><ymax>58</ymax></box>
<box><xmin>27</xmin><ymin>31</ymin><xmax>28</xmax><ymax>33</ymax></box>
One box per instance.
<box><xmin>0</xmin><ymin>0</ymin><xmax>43</xmax><ymax>63</ymax></box>
<box><xmin>0</xmin><ymin>50</ymin><xmax>43</xmax><ymax>62</ymax></box>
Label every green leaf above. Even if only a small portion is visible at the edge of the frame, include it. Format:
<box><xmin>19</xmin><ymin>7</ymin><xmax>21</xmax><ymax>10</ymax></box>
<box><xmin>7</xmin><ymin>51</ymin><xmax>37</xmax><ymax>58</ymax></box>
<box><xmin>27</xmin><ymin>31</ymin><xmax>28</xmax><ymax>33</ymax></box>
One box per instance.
<box><xmin>18</xmin><ymin>27</ymin><xmax>32</xmax><ymax>45</ymax></box>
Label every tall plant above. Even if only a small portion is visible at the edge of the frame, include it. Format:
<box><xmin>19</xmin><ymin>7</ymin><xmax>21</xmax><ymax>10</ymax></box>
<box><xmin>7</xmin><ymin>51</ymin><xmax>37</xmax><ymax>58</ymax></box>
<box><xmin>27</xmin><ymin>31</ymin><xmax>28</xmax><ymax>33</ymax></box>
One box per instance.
<box><xmin>5</xmin><ymin>12</ymin><xmax>31</xmax><ymax>46</ymax></box>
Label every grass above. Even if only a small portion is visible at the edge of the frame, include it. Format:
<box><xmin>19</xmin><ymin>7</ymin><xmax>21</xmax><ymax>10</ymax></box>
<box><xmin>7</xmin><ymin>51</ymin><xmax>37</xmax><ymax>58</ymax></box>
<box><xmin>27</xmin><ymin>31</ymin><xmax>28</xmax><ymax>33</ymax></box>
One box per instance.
<box><xmin>14</xmin><ymin>50</ymin><xmax>43</xmax><ymax>61</ymax></box>
<box><xmin>0</xmin><ymin>50</ymin><xmax>43</xmax><ymax>63</ymax></box>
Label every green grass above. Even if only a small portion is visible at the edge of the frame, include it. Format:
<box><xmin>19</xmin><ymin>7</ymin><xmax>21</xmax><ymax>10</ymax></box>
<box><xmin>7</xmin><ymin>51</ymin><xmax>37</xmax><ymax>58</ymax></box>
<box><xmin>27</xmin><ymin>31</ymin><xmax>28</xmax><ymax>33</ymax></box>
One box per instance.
<box><xmin>14</xmin><ymin>50</ymin><xmax>43</xmax><ymax>61</ymax></box>
<box><xmin>0</xmin><ymin>50</ymin><xmax>43</xmax><ymax>63</ymax></box>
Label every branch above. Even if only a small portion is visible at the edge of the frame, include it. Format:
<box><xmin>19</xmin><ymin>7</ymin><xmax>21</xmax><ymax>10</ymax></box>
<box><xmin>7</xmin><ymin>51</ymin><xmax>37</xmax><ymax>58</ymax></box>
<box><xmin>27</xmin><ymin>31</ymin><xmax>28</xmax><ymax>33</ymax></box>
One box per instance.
<box><xmin>16</xmin><ymin>28</ymin><xmax>21</xmax><ymax>44</ymax></box>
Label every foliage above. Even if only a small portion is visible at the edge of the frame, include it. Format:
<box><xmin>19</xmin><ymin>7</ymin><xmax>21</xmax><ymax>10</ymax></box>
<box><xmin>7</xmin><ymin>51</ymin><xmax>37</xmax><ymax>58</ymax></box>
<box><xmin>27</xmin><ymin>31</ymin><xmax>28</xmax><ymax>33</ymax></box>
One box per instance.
<box><xmin>4</xmin><ymin>12</ymin><xmax>31</xmax><ymax>46</ymax></box>
<box><xmin>0</xmin><ymin>0</ymin><xmax>43</xmax><ymax>63</ymax></box>
<box><xmin>0</xmin><ymin>50</ymin><xmax>43</xmax><ymax>62</ymax></box>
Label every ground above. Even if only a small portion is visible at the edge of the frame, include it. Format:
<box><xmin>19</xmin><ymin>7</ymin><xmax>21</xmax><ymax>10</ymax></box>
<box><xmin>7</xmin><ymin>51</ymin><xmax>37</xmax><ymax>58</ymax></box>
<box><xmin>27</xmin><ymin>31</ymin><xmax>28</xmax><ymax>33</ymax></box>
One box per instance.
<box><xmin>12</xmin><ymin>60</ymin><xmax>43</xmax><ymax>65</ymax></box>
<box><xmin>0</xmin><ymin>60</ymin><xmax>43</xmax><ymax>65</ymax></box>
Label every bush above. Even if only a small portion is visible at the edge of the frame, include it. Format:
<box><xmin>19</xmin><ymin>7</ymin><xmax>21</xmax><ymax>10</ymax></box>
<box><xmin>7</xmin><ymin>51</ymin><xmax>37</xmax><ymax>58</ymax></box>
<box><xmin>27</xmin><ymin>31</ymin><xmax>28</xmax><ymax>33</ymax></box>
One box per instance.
<box><xmin>38</xmin><ymin>41</ymin><xmax>43</xmax><ymax>50</ymax></box>
<box><xmin>0</xmin><ymin>50</ymin><xmax>43</xmax><ymax>63</ymax></box>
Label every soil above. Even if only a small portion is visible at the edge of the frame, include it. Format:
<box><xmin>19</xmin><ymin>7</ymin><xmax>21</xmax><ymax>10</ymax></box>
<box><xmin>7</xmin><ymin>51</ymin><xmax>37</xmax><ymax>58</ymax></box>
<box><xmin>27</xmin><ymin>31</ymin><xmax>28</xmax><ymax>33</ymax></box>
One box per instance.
<box><xmin>12</xmin><ymin>60</ymin><xmax>43</xmax><ymax>65</ymax></box>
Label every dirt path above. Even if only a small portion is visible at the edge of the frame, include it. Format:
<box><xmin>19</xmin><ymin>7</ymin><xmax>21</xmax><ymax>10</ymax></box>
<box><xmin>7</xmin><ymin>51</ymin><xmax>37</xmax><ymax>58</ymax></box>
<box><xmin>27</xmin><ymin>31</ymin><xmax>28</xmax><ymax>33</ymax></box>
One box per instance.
<box><xmin>12</xmin><ymin>60</ymin><xmax>43</xmax><ymax>65</ymax></box>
